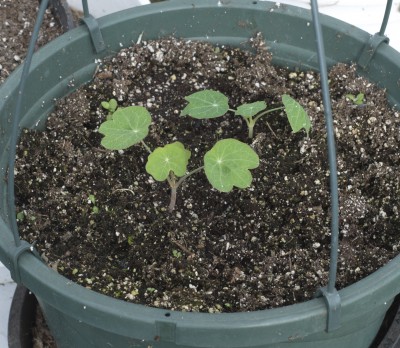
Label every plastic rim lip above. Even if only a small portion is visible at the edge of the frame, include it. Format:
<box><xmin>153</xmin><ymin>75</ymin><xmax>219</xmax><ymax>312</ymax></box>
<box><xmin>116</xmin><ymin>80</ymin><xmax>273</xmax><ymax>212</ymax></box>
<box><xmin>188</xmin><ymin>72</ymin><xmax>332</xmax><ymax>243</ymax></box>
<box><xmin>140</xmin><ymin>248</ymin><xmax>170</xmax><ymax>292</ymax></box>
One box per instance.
<box><xmin>0</xmin><ymin>0</ymin><xmax>399</xmax><ymax>345</ymax></box>
<box><xmin>8</xmin><ymin>285</ymin><xmax>400</xmax><ymax>347</ymax></box>
<box><xmin>14</xmin><ymin>251</ymin><xmax>400</xmax><ymax>346</ymax></box>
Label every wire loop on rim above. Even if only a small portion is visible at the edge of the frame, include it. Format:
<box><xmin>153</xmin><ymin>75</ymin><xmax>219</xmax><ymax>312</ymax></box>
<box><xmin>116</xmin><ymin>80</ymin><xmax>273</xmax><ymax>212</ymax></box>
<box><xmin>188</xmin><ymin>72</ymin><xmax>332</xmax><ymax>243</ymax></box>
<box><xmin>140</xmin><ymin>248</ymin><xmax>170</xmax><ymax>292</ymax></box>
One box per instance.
<box><xmin>80</xmin><ymin>0</ymin><xmax>106</xmax><ymax>53</ymax></box>
<box><xmin>358</xmin><ymin>0</ymin><xmax>392</xmax><ymax>69</ymax></box>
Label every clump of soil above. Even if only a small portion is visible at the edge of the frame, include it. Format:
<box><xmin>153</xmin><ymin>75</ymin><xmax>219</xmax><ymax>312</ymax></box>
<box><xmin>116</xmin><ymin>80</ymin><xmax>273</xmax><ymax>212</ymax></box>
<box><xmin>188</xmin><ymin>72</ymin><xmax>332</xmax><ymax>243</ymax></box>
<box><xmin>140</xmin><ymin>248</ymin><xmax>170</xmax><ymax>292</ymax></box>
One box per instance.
<box><xmin>15</xmin><ymin>35</ymin><xmax>400</xmax><ymax>313</ymax></box>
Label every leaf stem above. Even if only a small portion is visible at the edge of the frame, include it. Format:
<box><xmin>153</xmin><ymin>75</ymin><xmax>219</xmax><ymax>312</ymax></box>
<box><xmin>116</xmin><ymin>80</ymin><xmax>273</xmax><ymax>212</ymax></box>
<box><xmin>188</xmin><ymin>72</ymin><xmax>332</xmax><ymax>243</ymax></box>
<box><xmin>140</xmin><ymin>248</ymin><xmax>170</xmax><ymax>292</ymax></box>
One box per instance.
<box><xmin>246</xmin><ymin>106</ymin><xmax>285</xmax><ymax>138</ymax></box>
<box><xmin>175</xmin><ymin>166</ymin><xmax>204</xmax><ymax>188</ymax></box>
<box><xmin>253</xmin><ymin>106</ymin><xmax>285</xmax><ymax>123</ymax></box>
<box><xmin>141</xmin><ymin>140</ymin><xmax>152</xmax><ymax>154</ymax></box>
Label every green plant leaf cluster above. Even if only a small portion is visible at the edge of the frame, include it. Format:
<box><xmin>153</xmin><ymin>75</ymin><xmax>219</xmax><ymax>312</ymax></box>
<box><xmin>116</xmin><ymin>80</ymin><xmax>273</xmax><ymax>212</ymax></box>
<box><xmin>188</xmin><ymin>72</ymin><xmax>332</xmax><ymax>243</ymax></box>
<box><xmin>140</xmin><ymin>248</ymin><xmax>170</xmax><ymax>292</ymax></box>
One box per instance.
<box><xmin>181</xmin><ymin>89</ymin><xmax>311</xmax><ymax>138</ymax></box>
<box><xmin>97</xmin><ymin>93</ymin><xmax>281</xmax><ymax>211</ymax></box>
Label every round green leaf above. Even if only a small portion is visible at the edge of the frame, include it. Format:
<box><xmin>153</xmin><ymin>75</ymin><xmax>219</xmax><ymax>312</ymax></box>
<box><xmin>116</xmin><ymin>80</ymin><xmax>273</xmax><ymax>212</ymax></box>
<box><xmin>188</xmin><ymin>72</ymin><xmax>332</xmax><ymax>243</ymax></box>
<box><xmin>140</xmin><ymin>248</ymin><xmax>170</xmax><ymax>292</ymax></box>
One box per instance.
<box><xmin>98</xmin><ymin>106</ymin><xmax>151</xmax><ymax>150</ymax></box>
<box><xmin>204</xmin><ymin>139</ymin><xmax>259</xmax><ymax>192</ymax></box>
<box><xmin>235</xmin><ymin>101</ymin><xmax>267</xmax><ymax>118</ymax></box>
<box><xmin>282</xmin><ymin>94</ymin><xmax>311</xmax><ymax>136</ymax></box>
<box><xmin>146</xmin><ymin>142</ymin><xmax>191</xmax><ymax>181</ymax></box>
<box><xmin>180</xmin><ymin>90</ymin><xmax>229</xmax><ymax>119</ymax></box>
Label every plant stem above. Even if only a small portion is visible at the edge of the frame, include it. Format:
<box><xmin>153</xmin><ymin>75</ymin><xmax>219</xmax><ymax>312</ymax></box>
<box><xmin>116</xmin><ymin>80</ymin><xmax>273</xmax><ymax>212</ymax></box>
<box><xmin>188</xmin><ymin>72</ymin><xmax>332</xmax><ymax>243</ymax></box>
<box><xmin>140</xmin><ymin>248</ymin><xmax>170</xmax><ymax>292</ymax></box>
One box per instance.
<box><xmin>167</xmin><ymin>166</ymin><xmax>204</xmax><ymax>212</ymax></box>
<box><xmin>253</xmin><ymin>106</ymin><xmax>285</xmax><ymax>123</ymax></box>
<box><xmin>247</xmin><ymin>106</ymin><xmax>285</xmax><ymax>138</ymax></box>
<box><xmin>169</xmin><ymin>186</ymin><xmax>178</xmax><ymax>212</ymax></box>
<box><xmin>167</xmin><ymin>172</ymin><xmax>177</xmax><ymax>212</ymax></box>
<box><xmin>247</xmin><ymin>118</ymin><xmax>255</xmax><ymax>139</ymax></box>
<box><xmin>141</xmin><ymin>140</ymin><xmax>152</xmax><ymax>154</ymax></box>
<box><xmin>175</xmin><ymin>166</ymin><xmax>204</xmax><ymax>188</ymax></box>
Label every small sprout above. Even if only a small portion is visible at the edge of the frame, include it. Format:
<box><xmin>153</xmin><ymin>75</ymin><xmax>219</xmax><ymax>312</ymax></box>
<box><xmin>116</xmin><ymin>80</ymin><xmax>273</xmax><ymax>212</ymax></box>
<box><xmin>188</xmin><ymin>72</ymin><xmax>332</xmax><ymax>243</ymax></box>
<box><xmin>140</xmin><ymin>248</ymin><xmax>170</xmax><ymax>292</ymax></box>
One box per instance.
<box><xmin>346</xmin><ymin>93</ymin><xmax>365</xmax><ymax>106</ymax></box>
<box><xmin>16</xmin><ymin>211</ymin><xmax>25</xmax><ymax>221</ymax></box>
<box><xmin>172</xmin><ymin>249</ymin><xmax>182</xmax><ymax>258</ymax></box>
<box><xmin>182</xmin><ymin>90</ymin><xmax>311</xmax><ymax>138</ymax></box>
<box><xmin>127</xmin><ymin>235</ymin><xmax>134</xmax><ymax>246</ymax></box>
<box><xmin>101</xmin><ymin>98</ymin><xmax>118</xmax><ymax>119</ymax></box>
<box><xmin>88</xmin><ymin>194</ymin><xmax>96</xmax><ymax>204</ymax></box>
<box><xmin>130</xmin><ymin>289</ymin><xmax>139</xmax><ymax>296</ymax></box>
<box><xmin>146</xmin><ymin>287</ymin><xmax>156</xmax><ymax>293</ymax></box>
<box><xmin>88</xmin><ymin>194</ymin><xmax>99</xmax><ymax>214</ymax></box>
<box><xmin>72</xmin><ymin>268</ymin><xmax>79</xmax><ymax>275</ymax></box>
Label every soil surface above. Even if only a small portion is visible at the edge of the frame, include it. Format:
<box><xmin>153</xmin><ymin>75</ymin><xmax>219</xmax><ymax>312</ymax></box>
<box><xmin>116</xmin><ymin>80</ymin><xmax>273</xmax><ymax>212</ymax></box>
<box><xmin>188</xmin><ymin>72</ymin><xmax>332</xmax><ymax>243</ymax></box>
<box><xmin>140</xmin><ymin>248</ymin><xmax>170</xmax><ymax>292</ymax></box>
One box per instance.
<box><xmin>15</xmin><ymin>35</ymin><xmax>400</xmax><ymax>313</ymax></box>
<box><xmin>0</xmin><ymin>0</ymin><xmax>68</xmax><ymax>84</ymax></box>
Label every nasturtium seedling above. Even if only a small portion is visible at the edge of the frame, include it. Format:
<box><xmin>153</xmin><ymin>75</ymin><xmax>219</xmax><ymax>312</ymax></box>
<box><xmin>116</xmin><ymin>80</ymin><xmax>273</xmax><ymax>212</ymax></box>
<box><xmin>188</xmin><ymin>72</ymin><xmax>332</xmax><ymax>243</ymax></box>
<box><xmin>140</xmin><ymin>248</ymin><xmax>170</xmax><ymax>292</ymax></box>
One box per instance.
<box><xmin>98</xmin><ymin>106</ymin><xmax>151</xmax><ymax>150</ymax></box>
<box><xmin>204</xmin><ymin>139</ymin><xmax>259</xmax><ymax>192</ymax></box>
<box><xmin>99</xmin><ymin>101</ymin><xmax>260</xmax><ymax>211</ymax></box>
<box><xmin>182</xmin><ymin>90</ymin><xmax>311</xmax><ymax>138</ymax></box>
<box><xmin>180</xmin><ymin>90</ymin><xmax>229</xmax><ymax>119</ymax></box>
<box><xmin>281</xmin><ymin>94</ymin><xmax>311</xmax><ymax>137</ymax></box>
<box><xmin>146</xmin><ymin>142</ymin><xmax>191</xmax><ymax>181</ymax></box>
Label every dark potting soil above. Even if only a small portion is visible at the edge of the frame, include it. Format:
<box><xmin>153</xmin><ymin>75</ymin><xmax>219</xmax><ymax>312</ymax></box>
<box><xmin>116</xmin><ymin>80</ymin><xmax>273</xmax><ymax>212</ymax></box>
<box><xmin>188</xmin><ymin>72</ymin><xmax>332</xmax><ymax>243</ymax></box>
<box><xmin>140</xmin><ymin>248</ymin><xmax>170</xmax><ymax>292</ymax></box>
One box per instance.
<box><xmin>15</xmin><ymin>35</ymin><xmax>400</xmax><ymax>313</ymax></box>
<box><xmin>0</xmin><ymin>0</ymin><xmax>67</xmax><ymax>85</ymax></box>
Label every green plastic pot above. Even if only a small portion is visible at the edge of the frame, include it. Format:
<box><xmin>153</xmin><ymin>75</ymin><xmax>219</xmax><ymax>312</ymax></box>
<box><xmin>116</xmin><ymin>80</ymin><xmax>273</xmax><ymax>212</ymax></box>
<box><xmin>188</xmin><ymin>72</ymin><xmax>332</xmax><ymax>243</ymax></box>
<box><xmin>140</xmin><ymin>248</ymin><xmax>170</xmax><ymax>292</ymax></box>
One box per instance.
<box><xmin>1</xmin><ymin>1</ymin><xmax>400</xmax><ymax>347</ymax></box>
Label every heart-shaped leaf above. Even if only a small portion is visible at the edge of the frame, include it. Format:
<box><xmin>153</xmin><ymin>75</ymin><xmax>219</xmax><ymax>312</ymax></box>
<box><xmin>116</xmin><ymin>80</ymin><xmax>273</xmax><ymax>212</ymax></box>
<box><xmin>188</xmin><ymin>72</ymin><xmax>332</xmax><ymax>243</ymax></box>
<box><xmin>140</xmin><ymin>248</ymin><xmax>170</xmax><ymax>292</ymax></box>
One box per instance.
<box><xmin>101</xmin><ymin>98</ymin><xmax>118</xmax><ymax>113</ymax></box>
<box><xmin>98</xmin><ymin>106</ymin><xmax>151</xmax><ymax>150</ymax></box>
<box><xmin>235</xmin><ymin>101</ymin><xmax>267</xmax><ymax>118</ymax></box>
<box><xmin>146</xmin><ymin>142</ymin><xmax>191</xmax><ymax>181</ymax></box>
<box><xmin>180</xmin><ymin>90</ymin><xmax>229</xmax><ymax>119</ymax></box>
<box><xmin>282</xmin><ymin>94</ymin><xmax>311</xmax><ymax>136</ymax></box>
<box><xmin>204</xmin><ymin>139</ymin><xmax>259</xmax><ymax>192</ymax></box>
